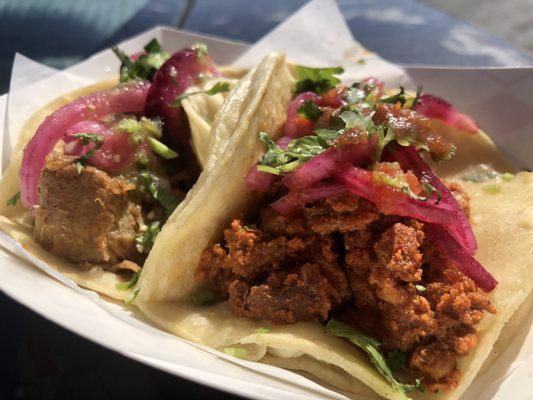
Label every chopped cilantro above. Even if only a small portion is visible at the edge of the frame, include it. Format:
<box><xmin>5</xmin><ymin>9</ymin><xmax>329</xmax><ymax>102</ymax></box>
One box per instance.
<box><xmin>112</xmin><ymin>39</ymin><xmax>170</xmax><ymax>83</ymax></box>
<box><xmin>138</xmin><ymin>169</ymin><xmax>179</xmax><ymax>212</ymax></box>
<box><xmin>6</xmin><ymin>192</ymin><xmax>20</xmax><ymax>207</ymax></box>
<box><xmin>172</xmin><ymin>81</ymin><xmax>230</xmax><ymax>107</ymax></box>
<box><xmin>72</xmin><ymin>133</ymin><xmax>104</xmax><ymax>173</ymax></box>
<box><xmin>193</xmin><ymin>42</ymin><xmax>208</xmax><ymax>58</ymax></box>
<box><xmin>115</xmin><ymin>116</ymin><xmax>162</xmax><ymax>144</ymax></box>
<box><xmin>222</xmin><ymin>347</ymin><xmax>248</xmax><ymax>359</ymax></box>
<box><xmin>135</xmin><ymin>221</ymin><xmax>161</xmax><ymax>254</ymax></box>
<box><xmin>380</xmin><ymin>85</ymin><xmax>422</xmax><ymax>109</ymax></box>
<box><xmin>257</xmin><ymin>110</ymin><xmax>380</xmax><ymax>176</ymax></box>
<box><xmin>294</xmin><ymin>65</ymin><xmax>344</xmax><ymax>94</ymax></box>
<box><xmin>381</xmin><ymin>86</ymin><xmax>408</xmax><ymax>106</ymax></box>
<box><xmin>297</xmin><ymin>100</ymin><xmax>323</xmax><ymax>120</ymax></box>
<box><xmin>255</xmin><ymin>327</ymin><xmax>271</xmax><ymax>334</ymax></box>
<box><xmin>116</xmin><ymin>270</ymin><xmax>141</xmax><ymax>290</ymax></box>
<box><xmin>257</xmin><ymin>131</ymin><xmax>334</xmax><ymax>175</ymax></box>
<box><xmin>326</xmin><ymin>320</ymin><xmax>422</xmax><ymax>397</ymax></box>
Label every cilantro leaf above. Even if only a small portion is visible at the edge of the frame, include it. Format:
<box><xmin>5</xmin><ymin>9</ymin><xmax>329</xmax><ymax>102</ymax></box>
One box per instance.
<box><xmin>380</xmin><ymin>85</ymin><xmax>423</xmax><ymax>109</ymax></box>
<box><xmin>297</xmin><ymin>100</ymin><xmax>323</xmax><ymax>120</ymax></box>
<box><xmin>116</xmin><ymin>270</ymin><xmax>141</xmax><ymax>290</ymax></box>
<box><xmin>135</xmin><ymin>221</ymin><xmax>161</xmax><ymax>254</ymax></box>
<box><xmin>138</xmin><ymin>169</ymin><xmax>179</xmax><ymax>212</ymax></box>
<box><xmin>381</xmin><ymin>86</ymin><xmax>407</xmax><ymax>106</ymax></box>
<box><xmin>326</xmin><ymin>320</ymin><xmax>422</xmax><ymax>397</ymax></box>
<box><xmin>112</xmin><ymin>39</ymin><xmax>170</xmax><ymax>83</ymax></box>
<box><xmin>295</xmin><ymin>65</ymin><xmax>344</xmax><ymax>94</ymax></box>
<box><xmin>72</xmin><ymin>133</ymin><xmax>104</xmax><ymax>172</ymax></box>
<box><xmin>143</xmin><ymin>38</ymin><xmax>164</xmax><ymax>54</ymax></box>
<box><xmin>172</xmin><ymin>81</ymin><xmax>230</xmax><ymax>107</ymax></box>
<box><xmin>6</xmin><ymin>192</ymin><xmax>20</xmax><ymax>207</ymax></box>
<box><xmin>257</xmin><ymin>130</ymin><xmax>340</xmax><ymax>175</ymax></box>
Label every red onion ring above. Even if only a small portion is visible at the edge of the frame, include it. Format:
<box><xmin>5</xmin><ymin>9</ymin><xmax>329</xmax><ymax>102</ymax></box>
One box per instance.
<box><xmin>19</xmin><ymin>81</ymin><xmax>150</xmax><ymax>208</ymax></box>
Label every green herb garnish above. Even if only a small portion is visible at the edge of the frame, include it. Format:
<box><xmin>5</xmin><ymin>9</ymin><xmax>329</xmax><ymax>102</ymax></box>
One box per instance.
<box><xmin>72</xmin><ymin>133</ymin><xmax>104</xmax><ymax>173</ymax></box>
<box><xmin>257</xmin><ymin>109</ymin><xmax>380</xmax><ymax>175</ymax></box>
<box><xmin>380</xmin><ymin>85</ymin><xmax>422</xmax><ymax>109</ymax></box>
<box><xmin>255</xmin><ymin>327</ymin><xmax>271</xmax><ymax>334</ymax></box>
<box><xmin>115</xmin><ymin>117</ymin><xmax>162</xmax><ymax>144</ymax></box>
<box><xmin>172</xmin><ymin>81</ymin><xmax>230</xmax><ymax>107</ymax></box>
<box><xmin>297</xmin><ymin>100</ymin><xmax>323</xmax><ymax>120</ymax></box>
<box><xmin>116</xmin><ymin>270</ymin><xmax>141</xmax><ymax>290</ymax></box>
<box><xmin>295</xmin><ymin>65</ymin><xmax>344</xmax><ymax>94</ymax></box>
<box><xmin>257</xmin><ymin>131</ymin><xmax>335</xmax><ymax>175</ymax></box>
<box><xmin>135</xmin><ymin>221</ymin><xmax>161</xmax><ymax>254</ymax></box>
<box><xmin>326</xmin><ymin>320</ymin><xmax>422</xmax><ymax>397</ymax></box>
<box><xmin>138</xmin><ymin>169</ymin><xmax>179</xmax><ymax>212</ymax></box>
<box><xmin>381</xmin><ymin>86</ymin><xmax>408</xmax><ymax>106</ymax></box>
<box><xmin>146</xmin><ymin>137</ymin><xmax>178</xmax><ymax>159</ymax></box>
<box><xmin>6</xmin><ymin>192</ymin><xmax>20</xmax><ymax>207</ymax></box>
<box><xmin>221</xmin><ymin>347</ymin><xmax>248</xmax><ymax>359</ymax></box>
<box><xmin>113</xmin><ymin>39</ymin><xmax>170</xmax><ymax>83</ymax></box>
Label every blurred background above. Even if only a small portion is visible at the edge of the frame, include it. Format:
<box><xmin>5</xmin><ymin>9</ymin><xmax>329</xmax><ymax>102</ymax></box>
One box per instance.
<box><xmin>0</xmin><ymin>0</ymin><xmax>532</xmax><ymax>94</ymax></box>
<box><xmin>1</xmin><ymin>0</ymin><xmax>532</xmax><ymax>399</ymax></box>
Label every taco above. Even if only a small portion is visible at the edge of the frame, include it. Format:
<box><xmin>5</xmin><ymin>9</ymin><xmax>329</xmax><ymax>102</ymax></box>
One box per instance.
<box><xmin>136</xmin><ymin>58</ymin><xmax>532</xmax><ymax>399</ymax></box>
<box><xmin>0</xmin><ymin>39</ymin><xmax>240</xmax><ymax>300</ymax></box>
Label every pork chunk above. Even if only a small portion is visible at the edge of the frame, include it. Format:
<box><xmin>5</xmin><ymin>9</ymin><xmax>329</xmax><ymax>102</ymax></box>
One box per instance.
<box><xmin>34</xmin><ymin>153</ymin><xmax>144</xmax><ymax>266</ymax></box>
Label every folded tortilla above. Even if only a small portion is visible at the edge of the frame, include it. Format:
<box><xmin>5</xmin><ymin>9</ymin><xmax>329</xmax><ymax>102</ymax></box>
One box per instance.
<box><xmin>0</xmin><ymin>71</ymin><xmax>236</xmax><ymax>300</ymax></box>
<box><xmin>136</xmin><ymin>56</ymin><xmax>532</xmax><ymax>399</ymax></box>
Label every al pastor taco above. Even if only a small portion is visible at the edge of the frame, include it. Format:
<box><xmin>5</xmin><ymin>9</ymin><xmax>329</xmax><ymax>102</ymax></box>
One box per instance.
<box><xmin>136</xmin><ymin>60</ymin><xmax>532</xmax><ymax>399</ymax></box>
<box><xmin>0</xmin><ymin>39</ymin><xmax>239</xmax><ymax>300</ymax></box>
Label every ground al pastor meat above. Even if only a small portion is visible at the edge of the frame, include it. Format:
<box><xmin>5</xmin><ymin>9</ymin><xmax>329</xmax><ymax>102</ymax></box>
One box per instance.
<box><xmin>197</xmin><ymin>187</ymin><xmax>495</xmax><ymax>391</ymax></box>
<box><xmin>34</xmin><ymin>153</ymin><xmax>144</xmax><ymax>268</ymax></box>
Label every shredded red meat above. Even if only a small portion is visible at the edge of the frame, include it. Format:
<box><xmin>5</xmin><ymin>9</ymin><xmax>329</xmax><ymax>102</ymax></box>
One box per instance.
<box><xmin>196</xmin><ymin>183</ymin><xmax>495</xmax><ymax>391</ymax></box>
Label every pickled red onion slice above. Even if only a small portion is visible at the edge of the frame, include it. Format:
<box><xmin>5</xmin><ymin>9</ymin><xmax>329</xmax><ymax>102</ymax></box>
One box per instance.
<box><xmin>245</xmin><ymin>136</ymin><xmax>291</xmax><ymax>193</ymax></box>
<box><xmin>284</xmin><ymin>92</ymin><xmax>321</xmax><ymax>138</ymax></box>
<box><xmin>283</xmin><ymin>136</ymin><xmax>377</xmax><ymax>190</ymax></box>
<box><xmin>415</xmin><ymin>94</ymin><xmax>479</xmax><ymax>134</ymax></box>
<box><xmin>271</xmin><ymin>182</ymin><xmax>346</xmax><ymax>214</ymax></box>
<box><xmin>425</xmin><ymin>223</ymin><xmax>497</xmax><ymax>291</ymax></box>
<box><xmin>334</xmin><ymin>166</ymin><xmax>458</xmax><ymax>226</ymax></box>
<box><xmin>19</xmin><ymin>81</ymin><xmax>150</xmax><ymax>208</ymax></box>
<box><xmin>63</xmin><ymin>121</ymin><xmax>108</xmax><ymax>156</ymax></box>
<box><xmin>386</xmin><ymin>145</ymin><xmax>477</xmax><ymax>254</ymax></box>
<box><xmin>145</xmin><ymin>47</ymin><xmax>220</xmax><ymax>153</ymax></box>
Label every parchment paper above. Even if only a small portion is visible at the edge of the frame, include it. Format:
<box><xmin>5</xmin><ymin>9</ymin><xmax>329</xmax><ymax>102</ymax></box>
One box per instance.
<box><xmin>0</xmin><ymin>1</ymin><xmax>531</xmax><ymax>399</ymax></box>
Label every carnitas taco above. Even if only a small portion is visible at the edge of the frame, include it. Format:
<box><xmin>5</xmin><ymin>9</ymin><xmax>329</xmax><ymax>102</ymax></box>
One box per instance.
<box><xmin>136</xmin><ymin>56</ymin><xmax>532</xmax><ymax>399</ymax></box>
<box><xmin>0</xmin><ymin>39</ymin><xmax>240</xmax><ymax>300</ymax></box>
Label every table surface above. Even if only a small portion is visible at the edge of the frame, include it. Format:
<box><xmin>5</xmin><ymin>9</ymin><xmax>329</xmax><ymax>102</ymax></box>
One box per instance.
<box><xmin>1</xmin><ymin>1</ymin><xmax>531</xmax><ymax>399</ymax></box>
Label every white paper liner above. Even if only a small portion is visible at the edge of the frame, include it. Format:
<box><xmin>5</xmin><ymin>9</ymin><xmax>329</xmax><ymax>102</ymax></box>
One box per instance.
<box><xmin>0</xmin><ymin>0</ymin><xmax>531</xmax><ymax>399</ymax></box>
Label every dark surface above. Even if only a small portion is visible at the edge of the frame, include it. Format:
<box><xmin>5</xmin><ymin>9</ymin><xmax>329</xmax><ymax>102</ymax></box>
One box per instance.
<box><xmin>1</xmin><ymin>1</ymin><xmax>531</xmax><ymax>399</ymax></box>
